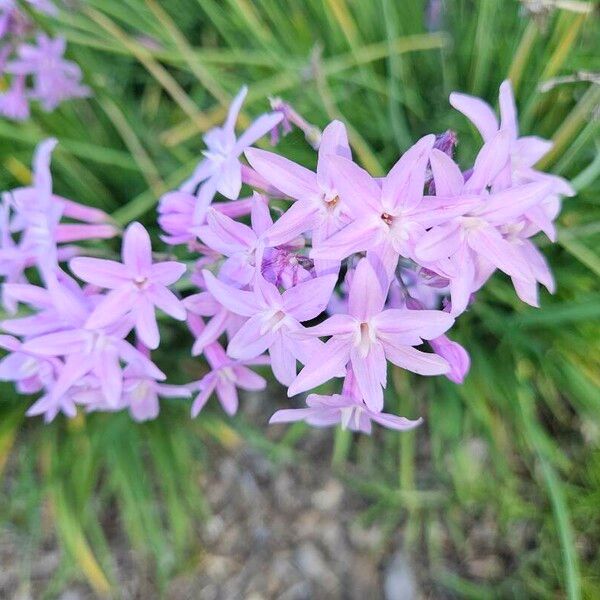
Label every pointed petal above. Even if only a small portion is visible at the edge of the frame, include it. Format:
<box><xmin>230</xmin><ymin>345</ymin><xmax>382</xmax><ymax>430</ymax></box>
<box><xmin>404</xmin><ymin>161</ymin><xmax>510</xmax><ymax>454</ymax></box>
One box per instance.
<box><xmin>85</xmin><ymin>287</ymin><xmax>136</xmax><ymax>329</ymax></box>
<box><xmin>250</xmin><ymin>193</ymin><xmax>273</xmax><ymax>235</ymax></box>
<box><xmin>215</xmin><ymin>379</ymin><xmax>239</xmax><ymax>415</ymax></box>
<box><xmin>383</xmin><ymin>342</ymin><xmax>449</xmax><ymax>376</ymax></box>
<box><xmin>22</xmin><ymin>329</ymin><xmax>87</xmax><ymax>356</ymax></box>
<box><xmin>368</xmin><ymin>411</ymin><xmax>423</xmax><ymax>431</ymax></box>
<box><xmin>69</xmin><ymin>257</ymin><xmax>130</xmax><ymax>288</ymax></box>
<box><xmin>202</xmin><ymin>270</ymin><xmax>259</xmax><ymax>316</ymax></box>
<box><xmin>134</xmin><ymin>298</ymin><xmax>160</xmax><ymax>349</ymax></box>
<box><xmin>244</xmin><ymin>147</ymin><xmax>318</xmax><ymax>201</ymax></box>
<box><xmin>374</xmin><ymin>308</ymin><xmax>454</xmax><ymax>343</ymax></box>
<box><xmin>348</xmin><ymin>257</ymin><xmax>388</xmax><ymax>320</ymax></box>
<box><xmin>263</xmin><ymin>199</ymin><xmax>319</xmax><ymax>246</ymax></box>
<box><xmin>310</xmin><ymin>218</ymin><xmax>378</xmax><ymax>261</ymax></box>
<box><xmin>269</xmin><ymin>333</ymin><xmax>297</xmax><ymax>385</ymax></box>
<box><xmin>476</xmin><ymin>181</ymin><xmax>551</xmax><ymax>224</ymax></box>
<box><xmin>282</xmin><ymin>274</ymin><xmax>337</xmax><ymax>322</ymax></box>
<box><xmin>317</xmin><ymin>120</ymin><xmax>351</xmax><ymax>189</ymax></box>
<box><xmin>234</xmin><ymin>112</ymin><xmax>283</xmax><ymax>154</ymax></box>
<box><xmin>429</xmin><ymin>149</ymin><xmax>464</xmax><ymax>197</ymax></box>
<box><xmin>327</xmin><ymin>156</ymin><xmax>382</xmax><ymax>218</ymax></box>
<box><xmin>224</xmin><ymin>85</ymin><xmax>248</xmax><ymax>133</ymax></box>
<box><xmin>146</xmin><ymin>285</ymin><xmax>186</xmax><ymax>320</ymax></box>
<box><xmin>288</xmin><ymin>337</ymin><xmax>351</xmax><ymax>396</ymax></box>
<box><xmin>449</xmin><ymin>91</ymin><xmax>499</xmax><ymax>141</ymax></box>
<box><xmin>464</xmin><ymin>130</ymin><xmax>511</xmax><ymax>192</ymax></box>
<box><xmin>216</xmin><ymin>159</ymin><xmax>242</xmax><ymax>199</ymax></box>
<box><xmin>414</xmin><ymin>222</ymin><xmax>463</xmax><ymax>262</ymax></box>
<box><xmin>382</xmin><ymin>134</ymin><xmax>434</xmax><ymax>211</ymax></box>
<box><xmin>191</xmin><ymin>378</ymin><xmax>217</xmax><ymax>417</ymax></box>
<box><xmin>122</xmin><ymin>222</ymin><xmax>152</xmax><ymax>275</ymax></box>
<box><xmin>227</xmin><ymin>313</ymin><xmax>275</xmax><ymax>359</ymax></box>
<box><xmin>269</xmin><ymin>407</ymin><xmax>321</xmax><ymax>424</ymax></box>
<box><xmin>234</xmin><ymin>365</ymin><xmax>267</xmax><ymax>391</ymax></box>
<box><xmin>499</xmin><ymin>80</ymin><xmax>518</xmax><ymax>138</ymax></box>
<box><xmin>467</xmin><ymin>225</ymin><xmax>533</xmax><ymax>281</ymax></box>
<box><xmin>149</xmin><ymin>261</ymin><xmax>187</xmax><ymax>286</ymax></box>
<box><xmin>302</xmin><ymin>314</ymin><xmax>356</xmax><ymax>337</ymax></box>
<box><xmin>350</xmin><ymin>342</ymin><xmax>386</xmax><ymax>412</ymax></box>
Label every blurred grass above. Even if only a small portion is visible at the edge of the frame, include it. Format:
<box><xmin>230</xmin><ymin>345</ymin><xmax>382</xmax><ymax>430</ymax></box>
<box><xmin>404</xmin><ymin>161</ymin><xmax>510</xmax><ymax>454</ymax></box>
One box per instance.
<box><xmin>1</xmin><ymin>0</ymin><xmax>599</xmax><ymax>597</ymax></box>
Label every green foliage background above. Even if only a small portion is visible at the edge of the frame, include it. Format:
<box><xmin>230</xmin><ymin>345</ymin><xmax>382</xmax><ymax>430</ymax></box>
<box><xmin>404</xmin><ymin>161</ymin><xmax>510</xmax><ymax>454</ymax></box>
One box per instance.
<box><xmin>1</xmin><ymin>0</ymin><xmax>599</xmax><ymax>597</ymax></box>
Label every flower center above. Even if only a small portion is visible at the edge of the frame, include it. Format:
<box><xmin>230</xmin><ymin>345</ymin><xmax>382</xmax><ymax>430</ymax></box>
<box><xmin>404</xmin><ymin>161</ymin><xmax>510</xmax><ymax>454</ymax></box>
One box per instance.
<box><xmin>381</xmin><ymin>212</ymin><xmax>394</xmax><ymax>226</ymax></box>
<box><xmin>357</xmin><ymin>321</ymin><xmax>374</xmax><ymax>357</ymax></box>
<box><xmin>133</xmin><ymin>275</ymin><xmax>148</xmax><ymax>289</ymax></box>
<box><xmin>260</xmin><ymin>309</ymin><xmax>287</xmax><ymax>334</ymax></box>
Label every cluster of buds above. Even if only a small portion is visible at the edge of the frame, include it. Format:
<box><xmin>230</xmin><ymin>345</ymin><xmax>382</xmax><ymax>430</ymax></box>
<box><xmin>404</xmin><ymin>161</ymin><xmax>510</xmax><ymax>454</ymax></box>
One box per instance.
<box><xmin>0</xmin><ymin>0</ymin><xmax>89</xmax><ymax>120</ymax></box>
<box><xmin>0</xmin><ymin>81</ymin><xmax>573</xmax><ymax>432</ymax></box>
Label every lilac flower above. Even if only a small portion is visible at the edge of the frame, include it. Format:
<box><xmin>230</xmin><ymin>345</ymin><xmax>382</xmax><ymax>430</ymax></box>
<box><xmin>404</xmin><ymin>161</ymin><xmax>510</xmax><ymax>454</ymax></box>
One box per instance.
<box><xmin>7</xmin><ymin>34</ymin><xmax>90</xmax><ymax>112</ymax></box>
<box><xmin>196</xmin><ymin>193</ymin><xmax>272</xmax><ymax>286</ymax></box>
<box><xmin>202</xmin><ymin>269</ymin><xmax>336</xmax><ymax>385</ymax></box>
<box><xmin>121</xmin><ymin>361</ymin><xmax>191</xmax><ymax>422</ymax></box>
<box><xmin>3</xmin><ymin>275</ymin><xmax>165</xmax><ymax>409</ymax></box>
<box><xmin>310</xmin><ymin>135</ymin><xmax>476</xmax><ymax>277</ymax></box>
<box><xmin>180</xmin><ymin>86</ymin><xmax>283</xmax><ymax>216</ymax></box>
<box><xmin>0</xmin><ymin>333</ymin><xmax>58</xmax><ymax>394</ymax></box>
<box><xmin>1</xmin><ymin>139</ymin><xmax>117</xmax><ymax>291</ymax></box>
<box><xmin>69</xmin><ymin>222</ymin><xmax>187</xmax><ymax>349</ymax></box>
<box><xmin>245</xmin><ymin>120</ymin><xmax>352</xmax><ymax>248</ymax></box>
<box><xmin>0</xmin><ymin>74</ymin><xmax>29</xmax><ymax>120</ymax></box>
<box><xmin>157</xmin><ymin>190</ymin><xmax>255</xmax><ymax>246</ymax></box>
<box><xmin>270</xmin><ymin>393</ymin><xmax>422</xmax><ymax>433</ymax></box>
<box><xmin>288</xmin><ymin>257</ymin><xmax>453</xmax><ymax>411</ymax></box>
<box><xmin>191</xmin><ymin>341</ymin><xmax>268</xmax><ymax>417</ymax></box>
<box><xmin>271</xmin><ymin>368</ymin><xmax>422</xmax><ymax>433</ymax></box>
<box><xmin>415</xmin><ymin>139</ymin><xmax>553</xmax><ymax>313</ymax></box>
<box><xmin>450</xmin><ymin>80</ymin><xmax>574</xmax><ymax>198</ymax></box>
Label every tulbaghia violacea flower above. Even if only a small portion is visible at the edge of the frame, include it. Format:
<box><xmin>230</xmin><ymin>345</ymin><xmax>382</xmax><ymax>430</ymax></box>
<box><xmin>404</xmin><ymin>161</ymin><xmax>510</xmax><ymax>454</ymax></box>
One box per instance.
<box><xmin>70</xmin><ymin>222</ymin><xmax>187</xmax><ymax>349</ymax></box>
<box><xmin>2</xmin><ymin>81</ymin><xmax>573</xmax><ymax>432</ymax></box>
<box><xmin>271</xmin><ymin>368</ymin><xmax>422</xmax><ymax>433</ymax></box>
<box><xmin>202</xmin><ymin>268</ymin><xmax>336</xmax><ymax>385</ymax></box>
<box><xmin>0</xmin><ymin>139</ymin><xmax>117</xmax><ymax>290</ymax></box>
<box><xmin>190</xmin><ymin>341</ymin><xmax>268</xmax><ymax>417</ymax></box>
<box><xmin>310</xmin><ymin>135</ymin><xmax>476</xmax><ymax>277</ymax></box>
<box><xmin>180</xmin><ymin>86</ymin><xmax>282</xmax><ymax>217</ymax></box>
<box><xmin>7</xmin><ymin>34</ymin><xmax>90</xmax><ymax>112</ymax></box>
<box><xmin>288</xmin><ymin>257</ymin><xmax>453</xmax><ymax>411</ymax></box>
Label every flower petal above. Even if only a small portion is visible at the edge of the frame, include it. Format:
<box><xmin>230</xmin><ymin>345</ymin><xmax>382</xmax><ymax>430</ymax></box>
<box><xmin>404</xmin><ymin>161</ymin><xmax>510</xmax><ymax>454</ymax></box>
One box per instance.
<box><xmin>69</xmin><ymin>257</ymin><xmax>130</xmax><ymax>288</ymax></box>
<box><xmin>449</xmin><ymin>91</ymin><xmax>499</xmax><ymax>142</ymax></box>
<box><xmin>245</xmin><ymin>147</ymin><xmax>319</xmax><ymax>201</ymax></box>
<box><xmin>288</xmin><ymin>336</ymin><xmax>351</xmax><ymax>396</ymax></box>
<box><xmin>383</xmin><ymin>342</ymin><xmax>449</xmax><ymax>376</ymax></box>
<box><xmin>202</xmin><ymin>270</ymin><xmax>259</xmax><ymax>316</ymax></box>
<box><xmin>122</xmin><ymin>222</ymin><xmax>152</xmax><ymax>275</ymax></box>
<box><xmin>282</xmin><ymin>274</ymin><xmax>337</xmax><ymax>322</ymax></box>
<box><xmin>227</xmin><ymin>313</ymin><xmax>275</xmax><ymax>359</ymax></box>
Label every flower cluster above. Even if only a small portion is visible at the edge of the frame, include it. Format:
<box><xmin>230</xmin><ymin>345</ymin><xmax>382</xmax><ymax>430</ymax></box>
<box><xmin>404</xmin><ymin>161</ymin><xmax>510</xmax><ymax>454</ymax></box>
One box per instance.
<box><xmin>0</xmin><ymin>1</ymin><xmax>90</xmax><ymax>120</ymax></box>
<box><xmin>0</xmin><ymin>81</ymin><xmax>573</xmax><ymax>432</ymax></box>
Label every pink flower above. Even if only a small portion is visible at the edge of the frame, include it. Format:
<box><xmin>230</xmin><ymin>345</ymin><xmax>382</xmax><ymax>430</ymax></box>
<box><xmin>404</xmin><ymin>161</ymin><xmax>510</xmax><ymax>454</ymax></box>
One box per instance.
<box><xmin>202</xmin><ymin>269</ymin><xmax>336</xmax><ymax>385</ymax></box>
<box><xmin>196</xmin><ymin>193</ymin><xmax>273</xmax><ymax>286</ymax></box>
<box><xmin>190</xmin><ymin>341</ymin><xmax>268</xmax><ymax>417</ymax></box>
<box><xmin>121</xmin><ymin>361</ymin><xmax>191</xmax><ymax>422</ymax></box>
<box><xmin>310</xmin><ymin>135</ymin><xmax>475</xmax><ymax>277</ymax></box>
<box><xmin>245</xmin><ymin>120</ymin><xmax>352</xmax><ymax>247</ymax></box>
<box><xmin>69</xmin><ymin>222</ymin><xmax>187</xmax><ymax>349</ymax></box>
<box><xmin>180</xmin><ymin>86</ymin><xmax>282</xmax><ymax>218</ymax></box>
<box><xmin>7</xmin><ymin>34</ymin><xmax>90</xmax><ymax>112</ymax></box>
<box><xmin>0</xmin><ymin>74</ymin><xmax>29</xmax><ymax>120</ymax></box>
<box><xmin>415</xmin><ymin>138</ymin><xmax>553</xmax><ymax>314</ymax></box>
<box><xmin>270</xmin><ymin>393</ymin><xmax>422</xmax><ymax>434</ymax></box>
<box><xmin>288</xmin><ymin>257</ymin><xmax>453</xmax><ymax>411</ymax></box>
